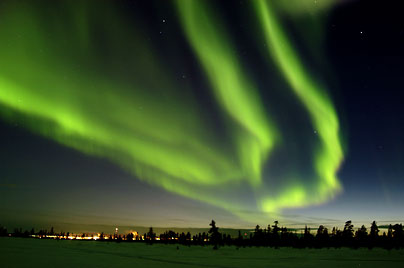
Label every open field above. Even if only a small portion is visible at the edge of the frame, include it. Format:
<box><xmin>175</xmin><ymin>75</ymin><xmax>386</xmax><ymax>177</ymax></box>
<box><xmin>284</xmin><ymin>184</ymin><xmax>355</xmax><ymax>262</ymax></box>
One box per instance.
<box><xmin>1</xmin><ymin>237</ymin><xmax>404</xmax><ymax>267</ymax></box>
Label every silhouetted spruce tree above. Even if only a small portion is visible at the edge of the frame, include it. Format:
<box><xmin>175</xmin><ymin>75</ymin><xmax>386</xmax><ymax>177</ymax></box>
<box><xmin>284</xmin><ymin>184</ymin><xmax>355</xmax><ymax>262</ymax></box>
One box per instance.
<box><xmin>342</xmin><ymin>220</ymin><xmax>354</xmax><ymax>246</ymax></box>
<box><xmin>280</xmin><ymin>227</ymin><xmax>290</xmax><ymax>246</ymax></box>
<box><xmin>392</xmin><ymin>224</ymin><xmax>404</xmax><ymax>248</ymax></box>
<box><xmin>303</xmin><ymin>225</ymin><xmax>314</xmax><ymax>247</ymax></box>
<box><xmin>147</xmin><ymin>227</ymin><xmax>156</xmax><ymax>244</ymax></box>
<box><xmin>392</xmin><ymin>224</ymin><xmax>403</xmax><ymax>238</ymax></box>
<box><xmin>370</xmin><ymin>221</ymin><xmax>379</xmax><ymax>237</ymax></box>
<box><xmin>387</xmin><ymin>225</ymin><xmax>393</xmax><ymax>239</ymax></box>
<box><xmin>316</xmin><ymin>225</ymin><xmax>329</xmax><ymax>248</ymax></box>
<box><xmin>178</xmin><ymin>232</ymin><xmax>191</xmax><ymax>246</ymax></box>
<box><xmin>209</xmin><ymin>220</ymin><xmax>221</xmax><ymax>249</ymax></box>
<box><xmin>253</xmin><ymin>225</ymin><xmax>263</xmax><ymax>246</ymax></box>
<box><xmin>272</xmin><ymin>221</ymin><xmax>280</xmax><ymax>234</ymax></box>
<box><xmin>368</xmin><ymin>221</ymin><xmax>379</xmax><ymax>248</ymax></box>
<box><xmin>236</xmin><ymin>230</ymin><xmax>243</xmax><ymax>248</ymax></box>
<box><xmin>355</xmin><ymin>225</ymin><xmax>367</xmax><ymax>248</ymax></box>
<box><xmin>343</xmin><ymin>221</ymin><xmax>354</xmax><ymax>236</ymax></box>
<box><xmin>272</xmin><ymin>221</ymin><xmax>280</xmax><ymax>247</ymax></box>
<box><xmin>383</xmin><ymin>225</ymin><xmax>394</xmax><ymax>249</ymax></box>
<box><xmin>223</xmin><ymin>234</ymin><xmax>231</xmax><ymax>246</ymax></box>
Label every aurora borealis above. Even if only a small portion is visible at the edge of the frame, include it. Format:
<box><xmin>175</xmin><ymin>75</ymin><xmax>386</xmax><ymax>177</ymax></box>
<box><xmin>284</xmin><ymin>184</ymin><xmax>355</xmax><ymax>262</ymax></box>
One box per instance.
<box><xmin>1</xmin><ymin>0</ymin><xmax>404</xmax><ymax>229</ymax></box>
<box><xmin>253</xmin><ymin>0</ymin><xmax>343</xmax><ymax>211</ymax></box>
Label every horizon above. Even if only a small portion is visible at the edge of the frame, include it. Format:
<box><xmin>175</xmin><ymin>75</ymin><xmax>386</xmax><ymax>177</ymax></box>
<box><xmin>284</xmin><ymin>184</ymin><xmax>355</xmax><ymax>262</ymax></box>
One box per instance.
<box><xmin>2</xmin><ymin>219</ymin><xmax>402</xmax><ymax>236</ymax></box>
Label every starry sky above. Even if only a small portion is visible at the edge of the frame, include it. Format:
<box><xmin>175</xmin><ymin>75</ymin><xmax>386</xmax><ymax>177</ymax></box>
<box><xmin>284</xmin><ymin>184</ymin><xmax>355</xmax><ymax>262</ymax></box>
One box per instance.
<box><xmin>0</xmin><ymin>0</ymin><xmax>404</xmax><ymax>232</ymax></box>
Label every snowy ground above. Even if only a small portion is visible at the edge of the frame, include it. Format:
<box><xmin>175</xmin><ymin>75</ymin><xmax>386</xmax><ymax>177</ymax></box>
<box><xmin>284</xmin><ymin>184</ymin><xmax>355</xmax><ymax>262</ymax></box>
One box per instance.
<box><xmin>1</xmin><ymin>237</ymin><xmax>404</xmax><ymax>267</ymax></box>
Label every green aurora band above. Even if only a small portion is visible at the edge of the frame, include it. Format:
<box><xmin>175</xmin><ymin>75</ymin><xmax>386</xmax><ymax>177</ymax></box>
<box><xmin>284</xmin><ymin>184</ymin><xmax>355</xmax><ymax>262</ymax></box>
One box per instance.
<box><xmin>253</xmin><ymin>0</ymin><xmax>343</xmax><ymax>212</ymax></box>
<box><xmin>0</xmin><ymin>0</ymin><xmax>344</xmax><ymax>221</ymax></box>
<box><xmin>0</xmin><ymin>1</ymin><xmax>246</xmax><ymax>212</ymax></box>
<box><xmin>176</xmin><ymin>0</ymin><xmax>278</xmax><ymax>186</ymax></box>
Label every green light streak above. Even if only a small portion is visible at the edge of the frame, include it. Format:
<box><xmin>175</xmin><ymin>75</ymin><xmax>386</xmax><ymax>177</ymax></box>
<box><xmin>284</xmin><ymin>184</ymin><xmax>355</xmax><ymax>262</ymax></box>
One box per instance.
<box><xmin>253</xmin><ymin>0</ymin><xmax>343</xmax><ymax>212</ymax></box>
<box><xmin>0</xmin><ymin>2</ymin><xmax>241</xmax><ymax>195</ymax></box>
<box><xmin>176</xmin><ymin>0</ymin><xmax>278</xmax><ymax>185</ymax></box>
<box><xmin>0</xmin><ymin>0</ymin><xmax>344</xmax><ymax>221</ymax></box>
<box><xmin>0</xmin><ymin>1</ymin><xmax>278</xmax><ymax>219</ymax></box>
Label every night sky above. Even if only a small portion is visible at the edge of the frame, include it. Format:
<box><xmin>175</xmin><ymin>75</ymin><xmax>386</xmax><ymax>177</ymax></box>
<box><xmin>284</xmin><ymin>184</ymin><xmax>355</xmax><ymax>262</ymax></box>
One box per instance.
<box><xmin>1</xmin><ymin>0</ymin><xmax>404</xmax><ymax>232</ymax></box>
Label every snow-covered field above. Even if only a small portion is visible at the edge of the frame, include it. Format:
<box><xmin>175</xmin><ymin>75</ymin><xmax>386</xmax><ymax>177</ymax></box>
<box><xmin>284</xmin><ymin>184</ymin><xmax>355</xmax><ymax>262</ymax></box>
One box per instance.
<box><xmin>1</xmin><ymin>237</ymin><xmax>404</xmax><ymax>267</ymax></box>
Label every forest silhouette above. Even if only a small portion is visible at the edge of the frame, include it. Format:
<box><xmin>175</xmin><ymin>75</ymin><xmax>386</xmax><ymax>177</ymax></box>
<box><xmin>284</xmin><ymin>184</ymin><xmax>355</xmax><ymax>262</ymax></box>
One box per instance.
<box><xmin>2</xmin><ymin>220</ymin><xmax>404</xmax><ymax>250</ymax></box>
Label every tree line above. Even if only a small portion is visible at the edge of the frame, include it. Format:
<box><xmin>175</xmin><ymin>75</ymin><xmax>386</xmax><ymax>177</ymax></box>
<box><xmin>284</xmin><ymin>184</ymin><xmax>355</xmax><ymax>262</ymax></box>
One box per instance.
<box><xmin>1</xmin><ymin>220</ymin><xmax>404</xmax><ymax>249</ymax></box>
<box><xmin>205</xmin><ymin>220</ymin><xmax>404</xmax><ymax>250</ymax></box>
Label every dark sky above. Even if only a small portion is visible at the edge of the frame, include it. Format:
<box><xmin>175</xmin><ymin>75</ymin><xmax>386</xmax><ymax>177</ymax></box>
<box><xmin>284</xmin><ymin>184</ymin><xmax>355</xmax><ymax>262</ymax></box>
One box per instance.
<box><xmin>0</xmin><ymin>0</ymin><xmax>403</xmax><ymax>232</ymax></box>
